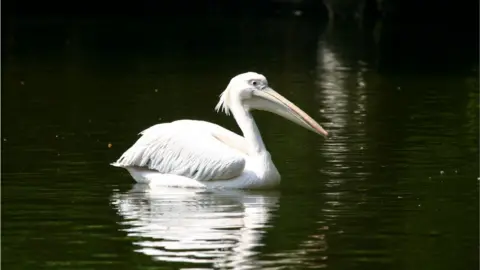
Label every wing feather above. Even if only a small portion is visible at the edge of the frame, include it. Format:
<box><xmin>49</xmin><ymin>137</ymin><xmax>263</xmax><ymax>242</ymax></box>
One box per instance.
<box><xmin>113</xmin><ymin>120</ymin><xmax>246</xmax><ymax>181</ymax></box>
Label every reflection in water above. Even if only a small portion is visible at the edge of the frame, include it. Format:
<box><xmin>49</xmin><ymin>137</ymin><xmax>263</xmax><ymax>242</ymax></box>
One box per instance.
<box><xmin>315</xmin><ymin>21</ymin><xmax>369</xmax><ymax>187</ymax></box>
<box><xmin>110</xmin><ymin>185</ymin><xmax>280</xmax><ymax>268</ymax></box>
<box><xmin>312</xmin><ymin>22</ymin><xmax>375</xmax><ymax>266</ymax></box>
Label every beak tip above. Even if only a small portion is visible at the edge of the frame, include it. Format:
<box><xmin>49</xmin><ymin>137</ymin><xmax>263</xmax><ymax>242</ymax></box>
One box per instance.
<box><xmin>317</xmin><ymin>128</ymin><xmax>328</xmax><ymax>138</ymax></box>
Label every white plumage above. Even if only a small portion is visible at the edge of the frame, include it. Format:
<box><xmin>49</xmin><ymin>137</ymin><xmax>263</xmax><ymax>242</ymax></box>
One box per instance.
<box><xmin>113</xmin><ymin>120</ymin><xmax>247</xmax><ymax>182</ymax></box>
<box><xmin>112</xmin><ymin>72</ymin><xmax>328</xmax><ymax>189</ymax></box>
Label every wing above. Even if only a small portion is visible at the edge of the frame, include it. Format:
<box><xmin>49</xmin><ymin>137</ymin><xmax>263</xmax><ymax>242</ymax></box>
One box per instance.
<box><xmin>112</xmin><ymin>120</ymin><xmax>247</xmax><ymax>182</ymax></box>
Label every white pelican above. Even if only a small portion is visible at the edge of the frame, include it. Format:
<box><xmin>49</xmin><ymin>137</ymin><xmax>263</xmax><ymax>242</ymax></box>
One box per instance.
<box><xmin>112</xmin><ymin>72</ymin><xmax>328</xmax><ymax>189</ymax></box>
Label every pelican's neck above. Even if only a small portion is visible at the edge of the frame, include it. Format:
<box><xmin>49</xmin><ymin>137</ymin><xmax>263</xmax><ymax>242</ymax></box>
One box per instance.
<box><xmin>230</xmin><ymin>104</ymin><xmax>266</xmax><ymax>155</ymax></box>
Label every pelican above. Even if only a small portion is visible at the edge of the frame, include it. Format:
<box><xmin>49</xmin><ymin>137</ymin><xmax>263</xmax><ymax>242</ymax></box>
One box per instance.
<box><xmin>111</xmin><ymin>72</ymin><xmax>328</xmax><ymax>189</ymax></box>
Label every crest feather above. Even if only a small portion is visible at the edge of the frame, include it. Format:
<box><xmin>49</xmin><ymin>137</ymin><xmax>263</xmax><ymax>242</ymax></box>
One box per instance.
<box><xmin>215</xmin><ymin>86</ymin><xmax>231</xmax><ymax>115</ymax></box>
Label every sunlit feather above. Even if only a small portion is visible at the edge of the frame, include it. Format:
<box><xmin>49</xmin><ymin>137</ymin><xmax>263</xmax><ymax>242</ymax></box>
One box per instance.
<box><xmin>112</xmin><ymin>120</ymin><xmax>246</xmax><ymax>181</ymax></box>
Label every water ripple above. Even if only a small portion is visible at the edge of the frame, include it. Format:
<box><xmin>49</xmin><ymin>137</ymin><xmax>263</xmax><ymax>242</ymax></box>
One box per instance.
<box><xmin>110</xmin><ymin>185</ymin><xmax>280</xmax><ymax>268</ymax></box>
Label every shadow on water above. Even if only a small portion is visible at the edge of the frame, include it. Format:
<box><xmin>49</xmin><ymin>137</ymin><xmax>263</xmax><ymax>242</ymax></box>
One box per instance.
<box><xmin>2</xmin><ymin>15</ymin><xmax>478</xmax><ymax>270</ymax></box>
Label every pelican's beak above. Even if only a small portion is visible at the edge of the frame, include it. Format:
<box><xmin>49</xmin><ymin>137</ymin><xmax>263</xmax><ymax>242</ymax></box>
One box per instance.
<box><xmin>247</xmin><ymin>88</ymin><xmax>329</xmax><ymax>138</ymax></box>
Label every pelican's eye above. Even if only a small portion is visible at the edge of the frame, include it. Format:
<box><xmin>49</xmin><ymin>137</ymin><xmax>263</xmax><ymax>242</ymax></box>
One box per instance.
<box><xmin>250</xmin><ymin>79</ymin><xmax>267</xmax><ymax>90</ymax></box>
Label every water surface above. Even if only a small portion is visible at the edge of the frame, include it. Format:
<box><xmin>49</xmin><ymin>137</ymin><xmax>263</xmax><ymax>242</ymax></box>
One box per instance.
<box><xmin>2</xmin><ymin>17</ymin><xmax>478</xmax><ymax>270</ymax></box>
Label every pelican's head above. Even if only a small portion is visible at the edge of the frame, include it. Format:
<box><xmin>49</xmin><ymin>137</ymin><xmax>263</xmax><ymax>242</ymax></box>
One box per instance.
<box><xmin>215</xmin><ymin>72</ymin><xmax>328</xmax><ymax>138</ymax></box>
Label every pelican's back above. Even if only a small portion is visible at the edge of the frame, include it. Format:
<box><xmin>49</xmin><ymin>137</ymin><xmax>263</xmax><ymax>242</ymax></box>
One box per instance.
<box><xmin>112</xmin><ymin>120</ymin><xmax>247</xmax><ymax>182</ymax></box>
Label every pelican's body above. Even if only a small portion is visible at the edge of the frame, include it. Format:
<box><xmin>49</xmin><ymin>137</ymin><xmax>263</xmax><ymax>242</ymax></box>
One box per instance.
<box><xmin>112</xmin><ymin>72</ymin><xmax>328</xmax><ymax>189</ymax></box>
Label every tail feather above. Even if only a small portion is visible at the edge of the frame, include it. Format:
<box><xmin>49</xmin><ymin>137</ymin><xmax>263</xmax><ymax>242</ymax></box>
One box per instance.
<box><xmin>110</xmin><ymin>162</ymin><xmax>125</xmax><ymax>167</ymax></box>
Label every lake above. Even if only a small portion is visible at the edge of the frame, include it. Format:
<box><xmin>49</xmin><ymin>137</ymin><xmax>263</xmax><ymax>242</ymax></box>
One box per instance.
<box><xmin>2</xmin><ymin>16</ymin><xmax>478</xmax><ymax>270</ymax></box>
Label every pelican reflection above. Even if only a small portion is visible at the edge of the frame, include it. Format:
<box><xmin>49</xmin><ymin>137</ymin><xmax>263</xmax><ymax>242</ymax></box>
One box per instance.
<box><xmin>110</xmin><ymin>184</ymin><xmax>279</xmax><ymax>268</ymax></box>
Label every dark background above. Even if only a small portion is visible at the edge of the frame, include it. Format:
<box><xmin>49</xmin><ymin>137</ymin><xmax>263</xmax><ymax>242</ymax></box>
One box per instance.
<box><xmin>3</xmin><ymin>0</ymin><xmax>479</xmax><ymax>75</ymax></box>
<box><xmin>2</xmin><ymin>0</ymin><xmax>479</xmax><ymax>22</ymax></box>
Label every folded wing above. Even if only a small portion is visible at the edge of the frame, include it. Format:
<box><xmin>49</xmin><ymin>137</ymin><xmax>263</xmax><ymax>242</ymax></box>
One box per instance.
<box><xmin>112</xmin><ymin>120</ymin><xmax>247</xmax><ymax>181</ymax></box>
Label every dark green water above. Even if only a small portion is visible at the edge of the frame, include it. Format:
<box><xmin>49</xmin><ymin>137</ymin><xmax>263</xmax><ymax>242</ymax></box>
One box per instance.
<box><xmin>2</xmin><ymin>17</ymin><xmax>478</xmax><ymax>270</ymax></box>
